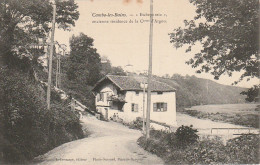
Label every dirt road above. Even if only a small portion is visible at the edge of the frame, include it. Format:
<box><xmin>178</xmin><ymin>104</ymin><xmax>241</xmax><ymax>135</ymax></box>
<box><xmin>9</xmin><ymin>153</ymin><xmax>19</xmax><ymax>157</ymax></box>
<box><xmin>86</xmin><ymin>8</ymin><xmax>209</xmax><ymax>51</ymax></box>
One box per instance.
<box><xmin>34</xmin><ymin>116</ymin><xmax>163</xmax><ymax>165</ymax></box>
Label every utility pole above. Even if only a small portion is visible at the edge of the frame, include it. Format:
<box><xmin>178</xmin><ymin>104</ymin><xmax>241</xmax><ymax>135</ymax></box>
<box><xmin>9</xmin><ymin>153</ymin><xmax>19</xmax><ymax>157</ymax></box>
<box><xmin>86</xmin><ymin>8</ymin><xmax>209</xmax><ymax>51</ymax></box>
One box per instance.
<box><xmin>56</xmin><ymin>46</ymin><xmax>62</xmax><ymax>88</ymax></box>
<box><xmin>59</xmin><ymin>44</ymin><xmax>66</xmax><ymax>88</ymax></box>
<box><xmin>146</xmin><ymin>0</ymin><xmax>154</xmax><ymax>140</ymax></box>
<box><xmin>143</xmin><ymin>83</ymin><xmax>146</xmax><ymax>134</ymax></box>
<box><xmin>141</xmin><ymin>82</ymin><xmax>147</xmax><ymax>134</ymax></box>
<box><xmin>58</xmin><ymin>50</ymin><xmax>61</xmax><ymax>87</ymax></box>
<box><xmin>47</xmin><ymin>1</ymin><xmax>56</xmax><ymax>110</ymax></box>
<box><xmin>55</xmin><ymin>48</ymin><xmax>59</xmax><ymax>88</ymax></box>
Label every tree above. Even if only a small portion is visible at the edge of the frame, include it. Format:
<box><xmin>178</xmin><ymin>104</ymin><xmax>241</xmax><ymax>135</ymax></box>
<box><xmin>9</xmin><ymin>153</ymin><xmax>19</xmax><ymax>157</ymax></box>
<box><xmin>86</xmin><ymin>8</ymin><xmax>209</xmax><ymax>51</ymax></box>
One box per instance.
<box><xmin>170</xmin><ymin>0</ymin><xmax>259</xmax><ymax>83</ymax></box>
<box><xmin>0</xmin><ymin>1</ymin><xmax>81</xmax><ymax>163</ymax></box>
<box><xmin>240</xmin><ymin>85</ymin><xmax>260</xmax><ymax>102</ymax></box>
<box><xmin>62</xmin><ymin>33</ymin><xmax>101</xmax><ymax>110</ymax></box>
<box><xmin>67</xmin><ymin>33</ymin><xmax>102</xmax><ymax>86</ymax></box>
<box><xmin>110</xmin><ymin>66</ymin><xmax>127</xmax><ymax>76</ymax></box>
<box><xmin>100</xmin><ymin>56</ymin><xmax>112</xmax><ymax>76</ymax></box>
<box><xmin>0</xmin><ymin>0</ymin><xmax>79</xmax><ymax>66</ymax></box>
<box><xmin>100</xmin><ymin>56</ymin><xmax>127</xmax><ymax>76</ymax></box>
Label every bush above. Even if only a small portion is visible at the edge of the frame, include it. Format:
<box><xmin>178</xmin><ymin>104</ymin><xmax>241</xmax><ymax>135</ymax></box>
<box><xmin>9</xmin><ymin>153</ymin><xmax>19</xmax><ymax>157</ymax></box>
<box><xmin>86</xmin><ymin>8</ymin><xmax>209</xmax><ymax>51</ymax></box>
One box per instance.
<box><xmin>137</xmin><ymin>136</ymin><xmax>168</xmax><ymax>157</ymax></box>
<box><xmin>225</xmin><ymin>134</ymin><xmax>259</xmax><ymax>164</ymax></box>
<box><xmin>175</xmin><ymin>125</ymin><xmax>199</xmax><ymax>147</ymax></box>
<box><xmin>0</xmin><ymin>68</ymin><xmax>84</xmax><ymax>163</ymax></box>
<box><xmin>128</xmin><ymin>117</ymin><xmax>143</xmax><ymax>130</ymax></box>
<box><xmin>119</xmin><ymin>117</ymin><xmax>143</xmax><ymax>130</ymax></box>
<box><xmin>184</xmin><ymin>137</ymin><xmax>227</xmax><ymax>164</ymax></box>
<box><xmin>137</xmin><ymin>126</ymin><xmax>259</xmax><ymax>164</ymax></box>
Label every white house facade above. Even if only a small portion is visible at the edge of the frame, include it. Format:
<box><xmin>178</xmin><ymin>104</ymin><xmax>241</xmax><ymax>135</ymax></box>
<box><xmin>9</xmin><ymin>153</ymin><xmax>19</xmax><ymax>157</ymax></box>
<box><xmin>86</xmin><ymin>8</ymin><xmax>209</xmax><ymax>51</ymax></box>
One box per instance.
<box><xmin>92</xmin><ymin>75</ymin><xmax>177</xmax><ymax>127</ymax></box>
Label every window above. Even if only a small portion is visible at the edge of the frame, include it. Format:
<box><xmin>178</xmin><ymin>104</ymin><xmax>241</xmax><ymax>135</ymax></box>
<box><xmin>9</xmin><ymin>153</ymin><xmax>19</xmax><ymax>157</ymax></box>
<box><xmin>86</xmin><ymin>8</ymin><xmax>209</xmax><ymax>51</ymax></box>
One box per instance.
<box><xmin>153</xmin><ymin>102</ymin><xmax>167</xmax><ymax>112</ymax></box>
<box><xmin>99</xmin><ymin>93</ymin><xmax>104</xmax><ymax>101</ymax></box>
<box><xmin>97</xmin><ymin>93</ymin><xmax>104</xmax><ymax>102</ymax></box>
<box><xmin>106</xmin><ymin>93</ymin><xmax>110</xmax><ymax>102</ymax></box>
<box><xmin>135</xmin><ymin>91</ymin><xmax>139</xmax><ymax>96</ymax></box>
<box><xmin>131</xmin><ymin>103</ymin><xmax>138</xmax><ymax>112</ymax></box>
<box><xmin>157</xmin><ymin>91</ymin><xmax>163</xmax><ymax>95</ymax></box>
<box><xmin>97</xmin><ymin>93</ymin><xmax>101</xmax><ymax>101</ymax></box>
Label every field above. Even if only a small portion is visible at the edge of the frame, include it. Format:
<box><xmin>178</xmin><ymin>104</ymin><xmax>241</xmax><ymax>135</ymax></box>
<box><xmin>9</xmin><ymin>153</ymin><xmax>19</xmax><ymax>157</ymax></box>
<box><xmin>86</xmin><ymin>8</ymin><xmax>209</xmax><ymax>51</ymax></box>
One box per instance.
<box><xmin>180</xmin><ymin>104</ymin><xmax>260</xmax><ymax>128</ymax></box>
<box><xmin>186</xmin><ymin>104</ymin><xmax>259</xmax><ymax>114</ymax></box>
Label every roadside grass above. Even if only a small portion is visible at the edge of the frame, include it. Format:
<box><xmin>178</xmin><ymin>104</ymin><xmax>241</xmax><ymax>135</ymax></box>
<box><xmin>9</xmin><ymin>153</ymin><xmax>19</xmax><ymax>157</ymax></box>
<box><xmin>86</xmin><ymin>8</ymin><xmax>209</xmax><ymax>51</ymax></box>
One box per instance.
<box><xmin>111</xmin><ymin>117</ymin><xmax>143</xmax><ymax>130</ymax></box>
<box><xmin>178</xmin><ymin>106</ymin><xmax>260</xmax><ymax>128</ymax></box>
<box><xmin>137</xmin><ymin>129</ymin><xmax>259</xmax><ymax>164</ymax></box>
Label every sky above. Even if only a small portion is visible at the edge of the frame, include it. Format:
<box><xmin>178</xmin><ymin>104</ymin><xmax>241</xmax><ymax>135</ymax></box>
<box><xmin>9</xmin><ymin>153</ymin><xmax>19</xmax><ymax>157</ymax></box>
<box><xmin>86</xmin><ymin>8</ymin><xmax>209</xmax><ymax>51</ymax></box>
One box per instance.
<box><xmin>55</xmin><ymin>0</ymin><xmax>259</xmax><ymax>88</ymax></box>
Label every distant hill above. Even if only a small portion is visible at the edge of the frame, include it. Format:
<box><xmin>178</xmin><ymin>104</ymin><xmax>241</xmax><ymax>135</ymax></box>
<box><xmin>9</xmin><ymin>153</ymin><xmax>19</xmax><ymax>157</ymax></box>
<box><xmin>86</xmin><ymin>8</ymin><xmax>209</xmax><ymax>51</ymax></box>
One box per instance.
<box><xmin>153</xmin><ymin>74</ymin><xmax>247</xmax><ymax>108</ymax></box>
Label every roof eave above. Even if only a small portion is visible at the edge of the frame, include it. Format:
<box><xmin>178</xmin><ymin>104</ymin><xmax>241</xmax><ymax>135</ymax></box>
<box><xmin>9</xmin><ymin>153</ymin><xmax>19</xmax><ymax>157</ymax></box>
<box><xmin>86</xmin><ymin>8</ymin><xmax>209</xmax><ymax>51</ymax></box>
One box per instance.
<box><xmin>121</xmin><ymin>89</ymin><xmax>176</xmax><ymax>92</ymax></box>
<box><xmin>92</xmin><ymin>75</ymin><xmax>124</xmax><ymax>92</ymax></box>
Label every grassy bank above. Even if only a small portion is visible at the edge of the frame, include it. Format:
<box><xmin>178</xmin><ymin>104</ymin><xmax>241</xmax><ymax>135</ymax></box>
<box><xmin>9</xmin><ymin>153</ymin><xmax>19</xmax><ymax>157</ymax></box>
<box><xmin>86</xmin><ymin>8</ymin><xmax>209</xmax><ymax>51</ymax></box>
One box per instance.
<box><xmin>138</xmin><ymin>129</ymin><xmax>259</xmax><ymax>164</ymax></box>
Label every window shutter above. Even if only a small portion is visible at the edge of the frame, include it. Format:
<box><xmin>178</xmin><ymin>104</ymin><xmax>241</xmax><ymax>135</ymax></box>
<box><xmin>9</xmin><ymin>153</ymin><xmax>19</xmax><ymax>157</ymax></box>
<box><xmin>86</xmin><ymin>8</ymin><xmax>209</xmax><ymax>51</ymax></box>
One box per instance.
<box><xmin>135</xmin><ymin>104</ymin><xmax>138</xmax><ymax>112</ymax></box>
<box><xmin>163</xmin><ymin>103</ymin><xmax>167</xmax><ymax>111</ymax></box>
<box><xmin>153</xmin><ymin>103</ymin><xmax>157</xmax><ymax>111</ymax></box>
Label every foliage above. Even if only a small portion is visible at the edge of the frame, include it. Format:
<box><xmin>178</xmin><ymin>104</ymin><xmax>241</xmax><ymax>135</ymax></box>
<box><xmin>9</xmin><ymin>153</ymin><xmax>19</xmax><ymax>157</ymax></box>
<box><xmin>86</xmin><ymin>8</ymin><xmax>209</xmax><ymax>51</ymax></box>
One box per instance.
<box><xmin>100</xmin><ymin>56</ymin><xmax>127</xmax><ymax>76</ymax></box>
<box><xmin>138</xmin><ymin>129</ymin><xmax>259</xmax><ymax>164</ymax></box>
<box><xmin>62</xmin><ymin>51</ymin><xmax>127</xmax><ymax>111</ymax></box>
<box><xmin>66</xmin><ymin>33</ymin><xmax>101</xmax><ymax>86</ymax></box>
<box><xmin>61</xmin><ymin>33</ymin><xmax>102</xmax><ymax>110</ymax></box>
<box><xmin>170</xmin><ymin>0</ymin><xmax>259</xmax><ymax>83</ymax></box>
<box><xmin>0</xmin><ymin>0</ymin><xmax>79</xmax><ymax>66</ymax></box>
<box><xmin>109</xmin><ymin>66</ymin><xmax>127</xmax><ymax>76</ymax></box>
<box><xmin>184</xmin><ymin>137</ymin><xmax>227</xmax><ymax>164</ymax></box>
<box><xmin>126</xmin><ymin>117</ymin><xmax>143</xmax><ymax>130</ymax></box>
<box><xmin>0</xmin><ymin>68</ymin><xmax>83</xmax><ymax>163</ymax></box>
<box><xmin>0</xmin><ymin>1</ymin><xmax>83</xmax><ymax>163</ymax></box>
<box><xmin>240</xmin><ymin>84</ymin><xmax>260</xmax><ymax>102</ymax></box>
<box><xmin>175</xmin><ymin>125</ymin><xmax>199</xmax><ymax>147</ymax></box>
<box><xmin>225</xmin><ymin>134</ymin><xmax>259</xmax><ymax>164</ymax></box>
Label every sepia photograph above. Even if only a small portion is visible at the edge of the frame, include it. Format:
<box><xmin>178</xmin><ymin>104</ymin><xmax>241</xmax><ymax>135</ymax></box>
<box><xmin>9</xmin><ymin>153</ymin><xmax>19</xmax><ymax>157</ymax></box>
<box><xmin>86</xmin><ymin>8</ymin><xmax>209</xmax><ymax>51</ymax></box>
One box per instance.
<box><xmin>0</xmin><ymin>0</ymin><xmax>259</xmax><ymax>164</ymax></box>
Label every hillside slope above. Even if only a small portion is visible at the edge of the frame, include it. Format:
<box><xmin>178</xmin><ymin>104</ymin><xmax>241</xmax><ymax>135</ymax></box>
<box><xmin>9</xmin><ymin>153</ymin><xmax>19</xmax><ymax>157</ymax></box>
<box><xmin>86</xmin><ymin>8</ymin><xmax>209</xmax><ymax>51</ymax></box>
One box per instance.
<box><xmin>0</xmin><ymin>65</ymin><xmax>84</xmax><ymax>163</ymax></box>
<box><xmin>154</xmin><ymin>74</ymin><xmax>246</xmax><ymax>107</ymax></box>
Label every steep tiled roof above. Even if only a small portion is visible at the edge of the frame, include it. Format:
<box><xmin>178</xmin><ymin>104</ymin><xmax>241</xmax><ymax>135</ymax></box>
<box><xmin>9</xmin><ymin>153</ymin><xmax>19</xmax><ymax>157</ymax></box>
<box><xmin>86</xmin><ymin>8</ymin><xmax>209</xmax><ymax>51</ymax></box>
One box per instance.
<box><xmin>93</xmin><ymin>75</ymin><xmax>176</xmax><ymax>92</ymax></box>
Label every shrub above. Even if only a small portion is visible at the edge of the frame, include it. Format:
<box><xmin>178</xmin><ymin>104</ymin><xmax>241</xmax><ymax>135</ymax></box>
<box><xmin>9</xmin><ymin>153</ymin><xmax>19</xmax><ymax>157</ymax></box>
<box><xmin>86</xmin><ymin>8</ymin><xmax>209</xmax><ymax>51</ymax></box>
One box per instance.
<box><xmin>225</xmin><ymin>134</ymin><xmax>259</xmax><ymax>164</ymax></box>
<box><xmin>138</xmin><ymin>131</ymin><xmax>259</xmax><ymax>164</ymax></box>
<box><xmin>164</xmin><ymin>132</ymin><xmax>178</xmax><ymax>148</ymax></box>
<box><xmin>137</xmin><ymin>136</ymin><xmax>168</xmax><ymax>157</ymax></box>
<box><xmin>128</xmin><ymin>117</ymin><xmax>143</xmax><ymax>130</ymax></box>
<box><xmin>184</xmin><ymin>137</ymin><xmax>227</xmax><ymax>164</ymax></box>
<box><xmin>0</xmin><ymin>68</ymin><xmax>84</xmax><ymax>163</ymax></box>
<box><xmin>120</xmin><ymin>117</ymin><xmax>143</xmax><ymax>130</ymax></box>
<box><xmin>175</xmin><ymin>125</ymin><xmax>199</xmax><ymax>147</ymax></box>
<box><xmin>138</xmin><ymin>124</ymin><xmax>259</xmax><ymax>164</ymax></box>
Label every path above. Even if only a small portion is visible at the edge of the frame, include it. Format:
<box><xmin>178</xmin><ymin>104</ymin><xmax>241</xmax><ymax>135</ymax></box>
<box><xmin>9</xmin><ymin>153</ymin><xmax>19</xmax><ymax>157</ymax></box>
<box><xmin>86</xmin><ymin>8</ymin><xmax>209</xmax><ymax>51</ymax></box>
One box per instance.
<box><xmin>34</xmin><ymin>115</ymin><xmax>163</xmax><ymax>165</ymax></box>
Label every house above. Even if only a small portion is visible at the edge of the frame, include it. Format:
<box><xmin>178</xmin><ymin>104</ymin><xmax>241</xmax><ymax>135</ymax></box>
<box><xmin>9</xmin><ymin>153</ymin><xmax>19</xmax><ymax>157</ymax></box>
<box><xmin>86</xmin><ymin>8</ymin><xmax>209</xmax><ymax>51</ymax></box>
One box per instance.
<box><xmin>92</xmin><ymin>75</ymin><xmax>177</xmax><ymax>127</ymax></box>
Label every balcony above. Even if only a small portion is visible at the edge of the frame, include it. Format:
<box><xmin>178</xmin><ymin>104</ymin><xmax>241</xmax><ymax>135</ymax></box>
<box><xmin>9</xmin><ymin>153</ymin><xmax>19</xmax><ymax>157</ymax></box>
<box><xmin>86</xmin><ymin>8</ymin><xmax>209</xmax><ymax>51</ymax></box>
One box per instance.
<box><xmin>107</xmin><ymin>94</ymin><xmax>126</xmax><ymax>103</ymax></box>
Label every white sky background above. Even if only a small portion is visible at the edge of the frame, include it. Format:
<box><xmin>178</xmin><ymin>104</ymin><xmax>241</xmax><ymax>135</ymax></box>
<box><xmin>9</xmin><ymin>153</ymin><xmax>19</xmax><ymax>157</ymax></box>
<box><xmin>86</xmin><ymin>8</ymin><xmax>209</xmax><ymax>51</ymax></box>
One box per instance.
<box><xmin>55</xmin><ymin>0</ymin><xmax>259</xmax><ymax>88</ymax></box>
